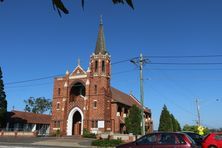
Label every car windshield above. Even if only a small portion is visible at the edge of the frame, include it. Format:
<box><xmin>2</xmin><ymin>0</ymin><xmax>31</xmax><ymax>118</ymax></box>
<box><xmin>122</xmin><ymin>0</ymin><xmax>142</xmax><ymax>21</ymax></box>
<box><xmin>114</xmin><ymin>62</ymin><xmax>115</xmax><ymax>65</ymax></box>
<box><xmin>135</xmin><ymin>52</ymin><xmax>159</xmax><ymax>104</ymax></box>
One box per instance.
<box><xmin>184</xmin><ymin>133</ymin><xmax>196</xmax><ymax>145</ymax></box>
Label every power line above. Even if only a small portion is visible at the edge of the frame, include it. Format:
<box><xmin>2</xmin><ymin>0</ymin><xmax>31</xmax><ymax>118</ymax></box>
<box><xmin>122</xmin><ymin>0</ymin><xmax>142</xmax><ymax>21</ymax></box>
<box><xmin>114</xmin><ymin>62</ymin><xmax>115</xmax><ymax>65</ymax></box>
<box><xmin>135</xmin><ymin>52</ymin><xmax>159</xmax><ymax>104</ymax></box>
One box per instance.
<box><xmin>5</xmin><ymin>82</ymin><xmax>52</xmax><ymax>89</ymax></box>
<box><xmin>5</xmin><ymin>74</ymin><xmax>63</xmax><ymax>85</ymax></box>
<box><xmin>148</xmin><ymin>83</ymin><xmax>196</xmax><ymax>117</ymax></box>
<box><xmin>150</xmin><ymin>62</ymin><xmax>222</xmax><ymax>65</ymax></box>
<box><xmin>5</xmin><ymin>54</ymin><xmax>222</xmax><ymax>86</ymax></box>
<box><xmin>111</xmin><ymin>58</ymin><xmax>134</xmax><ymax>65</ymax></box>
<box><xmin>145</xmin><ymin>54</ymin><xmax>222</xmax><ymax>59</ymax></box>
<box><xmin>145</xmin><ymin>68</ymin><xmax>222</xmax><ymax>71</ymax></box>
<box><xmin>112</xmin><ymin>68</ymin><xmax>137</xmax><ymax>75</ymax></box>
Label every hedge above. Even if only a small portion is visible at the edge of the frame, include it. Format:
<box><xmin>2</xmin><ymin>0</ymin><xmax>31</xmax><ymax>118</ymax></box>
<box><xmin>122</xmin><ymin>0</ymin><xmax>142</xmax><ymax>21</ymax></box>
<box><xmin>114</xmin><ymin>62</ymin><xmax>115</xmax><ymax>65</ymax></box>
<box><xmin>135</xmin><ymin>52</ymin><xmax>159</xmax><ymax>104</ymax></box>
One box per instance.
<box><xmin>91</xmin><ymin>139</ymin><xmax>123</xmax><ymax>147</ymax></box>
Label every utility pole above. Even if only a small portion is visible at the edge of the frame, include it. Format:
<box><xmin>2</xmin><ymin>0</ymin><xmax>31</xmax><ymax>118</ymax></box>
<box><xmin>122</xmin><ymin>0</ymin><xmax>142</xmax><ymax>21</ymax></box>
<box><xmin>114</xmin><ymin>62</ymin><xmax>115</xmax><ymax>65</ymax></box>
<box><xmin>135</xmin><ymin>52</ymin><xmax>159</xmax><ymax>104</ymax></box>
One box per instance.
<box><xmin>196</xmin><ymin>98</ymin><xmax>201</xmax><ymax>126</ymax></box>
<box><xmin>130</xmin><ymin>53</ymin><xmax>149</xmax><ymax>135</ymax></box>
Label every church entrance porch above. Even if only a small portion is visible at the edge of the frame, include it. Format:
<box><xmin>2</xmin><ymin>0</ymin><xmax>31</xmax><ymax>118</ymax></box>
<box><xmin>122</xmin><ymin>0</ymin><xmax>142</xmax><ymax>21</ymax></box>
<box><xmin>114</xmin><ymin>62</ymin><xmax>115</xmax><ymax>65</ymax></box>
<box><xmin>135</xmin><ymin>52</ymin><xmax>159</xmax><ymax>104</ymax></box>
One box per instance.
<box><xmin>67</xmin><ymin>107</ymin><xmax>84</xmax><ymax>136</ymax></box>
<box><xmin>72</xmin><ymin>111</ymin><xmax>81</xmax><ymax>135</ymax></box>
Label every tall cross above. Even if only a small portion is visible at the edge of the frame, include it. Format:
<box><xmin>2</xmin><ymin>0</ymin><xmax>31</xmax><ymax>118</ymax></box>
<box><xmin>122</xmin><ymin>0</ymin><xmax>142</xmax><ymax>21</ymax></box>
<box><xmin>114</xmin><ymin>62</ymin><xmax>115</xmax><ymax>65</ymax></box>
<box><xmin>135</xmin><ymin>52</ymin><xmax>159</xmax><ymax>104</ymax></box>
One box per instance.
<box><xmin>100</xmin><ymin>15</ymin><xmax>103</xmax><ymax>25</ymax></box>
<box><xmin>78</xmin><ymin>57</ymin><xmax>80</xmax><ymax>66</ymax></box>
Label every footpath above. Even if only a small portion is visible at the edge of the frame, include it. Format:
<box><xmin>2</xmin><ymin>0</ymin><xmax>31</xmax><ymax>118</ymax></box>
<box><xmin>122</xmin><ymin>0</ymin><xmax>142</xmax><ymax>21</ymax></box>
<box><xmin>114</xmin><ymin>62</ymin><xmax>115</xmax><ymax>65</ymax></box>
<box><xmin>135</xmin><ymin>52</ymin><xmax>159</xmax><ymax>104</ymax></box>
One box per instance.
<box><xmin>0</xmin><ymin>136</ymin><xmax>95</xmax><ymax>148</ymax></box>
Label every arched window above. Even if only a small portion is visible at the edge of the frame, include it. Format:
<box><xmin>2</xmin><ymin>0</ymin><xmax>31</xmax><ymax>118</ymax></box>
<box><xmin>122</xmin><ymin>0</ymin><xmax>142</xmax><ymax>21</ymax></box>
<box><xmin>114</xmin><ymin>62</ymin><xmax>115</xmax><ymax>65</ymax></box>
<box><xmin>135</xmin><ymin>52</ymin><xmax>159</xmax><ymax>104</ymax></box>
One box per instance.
<box><xmin>102</xmin><ymin>60</ymin><xmax>105</xmax><ymax>72</ymax></box>
<box><xmin>93</xmin><ymin>100</ymin><xmax>97</xmax><ymax>108</ymax></box>
<box><xmin>56</xmin><ymin>102</ymin><xmax>60</xmax><ymax>110</ymax></box>
<box><xmin>95</xmin><ymin>60</ymin><xmax>98</xmax><ymax>72</ymax></box>
<box><xmin>58</xmin><ymin>88</ymin><xmax>61</xmax><ymax>96</ymax></box>
<box><xmin>94</xmin><ymin>85</ymin><xmax>97</xmax><ymax>94</ymax></box>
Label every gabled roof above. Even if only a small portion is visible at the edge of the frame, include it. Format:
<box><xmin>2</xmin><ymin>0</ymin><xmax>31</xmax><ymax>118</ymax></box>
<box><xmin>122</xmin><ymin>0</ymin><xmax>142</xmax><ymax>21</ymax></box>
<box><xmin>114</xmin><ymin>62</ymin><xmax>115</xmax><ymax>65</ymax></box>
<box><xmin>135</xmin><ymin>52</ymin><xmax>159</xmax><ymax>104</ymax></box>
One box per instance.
<box><xmin>7</xmin><ymin>111</ymin><xmax>51</xmax><ymax>124</ymax></box>
<box><xmin>111</xmin><ymin>87</ymin><xmax>150</xmax><ymax>113</ymax></box>
<box><xmin>70</xmin><ymin>65</ymin><xmax>87</xmax><ymax>77</ymax></box>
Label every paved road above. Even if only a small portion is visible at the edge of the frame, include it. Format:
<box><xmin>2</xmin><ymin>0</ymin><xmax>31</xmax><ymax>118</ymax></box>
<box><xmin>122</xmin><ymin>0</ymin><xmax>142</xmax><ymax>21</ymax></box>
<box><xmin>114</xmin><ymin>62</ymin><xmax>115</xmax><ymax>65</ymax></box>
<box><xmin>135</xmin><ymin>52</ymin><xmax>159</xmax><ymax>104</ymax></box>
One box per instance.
<box><xmin>0</xmin><ymin>136</ymin><xmax>94</xmax><ymax>148</ymax></box>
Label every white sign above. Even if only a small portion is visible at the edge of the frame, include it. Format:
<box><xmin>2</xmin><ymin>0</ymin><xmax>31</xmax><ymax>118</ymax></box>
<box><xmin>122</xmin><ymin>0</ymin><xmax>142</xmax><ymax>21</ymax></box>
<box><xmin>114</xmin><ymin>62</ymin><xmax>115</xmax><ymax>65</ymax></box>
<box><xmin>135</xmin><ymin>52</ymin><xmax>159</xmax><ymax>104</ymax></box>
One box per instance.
<box><xmin>98</xmin><ymin>121</ymin><xmax>105</xmax><ymax>128</ymax></box>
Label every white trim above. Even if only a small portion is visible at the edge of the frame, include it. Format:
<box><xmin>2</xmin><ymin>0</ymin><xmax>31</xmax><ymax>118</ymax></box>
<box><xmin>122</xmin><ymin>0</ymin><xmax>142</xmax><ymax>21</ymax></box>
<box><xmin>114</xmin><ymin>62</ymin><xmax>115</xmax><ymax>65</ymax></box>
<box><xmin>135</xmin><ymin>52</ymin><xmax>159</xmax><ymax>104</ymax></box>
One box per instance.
<box><xmin>69</xmin><ymin>75</ymin><xmax>87</xmax><ymax>79</ymax></box>
<box><xmin>67</xmin><ymin>107</ymin><xmax>84</xmax><ymax>136</ymax></box>
<box><xmin>70</xmin><ymin>65</ymin><xmax>87</xmax><ymax>76</ymax></box>
<box><xmin>56</xmin><ymin>78</ymin><xmax>63</xmax><ymax>80</ymax></box>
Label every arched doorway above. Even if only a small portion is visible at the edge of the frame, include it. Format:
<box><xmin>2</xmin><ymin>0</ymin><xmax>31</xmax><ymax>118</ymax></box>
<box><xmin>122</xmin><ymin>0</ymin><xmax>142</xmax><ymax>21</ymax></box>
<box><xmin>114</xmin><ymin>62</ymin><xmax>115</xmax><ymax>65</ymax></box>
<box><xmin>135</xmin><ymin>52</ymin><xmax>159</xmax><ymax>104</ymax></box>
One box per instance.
<box><xmin>67</xmin><ymin>107</ymin><xmax>84</xmax><ymax>136</ymax></box>
<box><xmin>72</xmin><ymin>111</ymin><xmax>81</xmax><ymax>135</ymax></box>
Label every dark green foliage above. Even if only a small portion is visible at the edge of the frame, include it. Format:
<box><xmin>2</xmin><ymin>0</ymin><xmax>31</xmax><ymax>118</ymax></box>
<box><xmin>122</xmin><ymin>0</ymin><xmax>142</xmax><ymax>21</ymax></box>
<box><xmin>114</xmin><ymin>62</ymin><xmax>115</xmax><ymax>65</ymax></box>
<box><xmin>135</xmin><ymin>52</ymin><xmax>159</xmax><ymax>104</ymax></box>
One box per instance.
<box><xmin>171</xmin><ymin>114</ymin><xmax>181</xmax><ymax>131</ymax></box>
<box><xmin>183</xmin><ymin>124</ymin><xmax>198</xmax><ymax>133</ymax></box>
<box><xmin>52</xmin><ymin>0</ymin><xmax>134</xmax><ymax>17</ymax></box>
<box><xmin>56</xmin><ymin>129</ymin><xmax>61</xmax><ymax>137</ymax></box>
<box><xmin>0</xmin><ymin>0</ymin><xmax>134</xmax><ymax>17</ymax></box>
<box><xmin>112</xmin><ymin>0</ymin><xmax>134</xmax><ymax>9</ymax></box>
<box><xmin>24</xmin><ymin>97</ymin><xmax>52</xmax><ymax>114</ymax></box>
<box><xmin>83</xmin><ymin>128</ymin><xmax>96</xmax><ymax>138</ymax></box>
<box><xmin>158</xmin><ymin>105</ymin><xmax>173</xmax><ymax>131</ymax></box>
<box><xmin>0</xmin><ymin>67</ymin><xmax>7</xmax><ymax>128</ymax></box>
<box><xmin>91</xmin><ymin>139</ymin><xmax>123</xmax><ymax>147</ymax></box>
<box><xmin>125</xmin><ymin>105</ymin><xmax>142</xmax><ymax>135</ymax></box>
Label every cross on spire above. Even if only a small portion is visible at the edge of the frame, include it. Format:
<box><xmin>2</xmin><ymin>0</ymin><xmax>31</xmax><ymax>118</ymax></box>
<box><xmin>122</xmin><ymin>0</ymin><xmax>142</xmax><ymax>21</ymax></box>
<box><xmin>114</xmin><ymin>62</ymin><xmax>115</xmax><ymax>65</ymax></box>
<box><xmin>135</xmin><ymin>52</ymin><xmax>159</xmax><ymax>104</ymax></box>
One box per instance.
<box><xmin>77</xmin><ymin>57</ymin><xmax>80</xmax><ymax>66</ymax></box>
<box><xmin>100</xmin><ymin>15</ymin><xmax>103</xmax><ymax>25</ymax></box>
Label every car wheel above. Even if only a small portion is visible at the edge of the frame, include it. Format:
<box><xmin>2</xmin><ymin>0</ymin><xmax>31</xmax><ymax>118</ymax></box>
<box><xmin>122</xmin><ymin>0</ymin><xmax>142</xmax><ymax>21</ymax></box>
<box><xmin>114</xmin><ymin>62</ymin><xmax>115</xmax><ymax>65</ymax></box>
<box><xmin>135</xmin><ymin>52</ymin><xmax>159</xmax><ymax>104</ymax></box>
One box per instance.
<box><xmin>208</xmin><ymin>145</ymin><xmax>217</xmax><ymax>148</ymax></box>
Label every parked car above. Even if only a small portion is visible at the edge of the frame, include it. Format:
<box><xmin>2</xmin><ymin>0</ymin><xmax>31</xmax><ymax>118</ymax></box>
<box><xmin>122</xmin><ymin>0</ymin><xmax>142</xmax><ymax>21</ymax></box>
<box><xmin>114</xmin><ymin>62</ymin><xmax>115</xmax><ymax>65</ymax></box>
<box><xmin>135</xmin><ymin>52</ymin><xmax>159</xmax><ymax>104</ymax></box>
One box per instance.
<box><xmin>202</xmin><ymin>132</ymin><xmax>222</xmax><ymax>148</ymax></box>
<box><xmin>116</xmin><ymin>132</ymin><xmax>198</xmax><ymax>148</ymax></box>
<box><xmin>182</xmin><ymin>131</ymin><xmax>203</xmax><ymax>146</ymax></box>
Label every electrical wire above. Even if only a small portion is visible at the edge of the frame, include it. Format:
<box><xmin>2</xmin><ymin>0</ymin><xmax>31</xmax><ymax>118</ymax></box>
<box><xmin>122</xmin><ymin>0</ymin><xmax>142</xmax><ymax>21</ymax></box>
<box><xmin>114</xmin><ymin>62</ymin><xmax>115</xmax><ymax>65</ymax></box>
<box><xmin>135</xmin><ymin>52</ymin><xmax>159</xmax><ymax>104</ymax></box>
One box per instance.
<box><xmin>5</xmin><ymin>74</ymin><xmax>63</xmax><ymax>86</ymax></box>
<box><xmin>145</xmin><ymin>54</ymin><xmax>222</xmax><ymax>59</ymax></box>
<box><xmin>150</xmin><ymin>62</ymin><xmax>222</xmax><ymax>65</ymax></box>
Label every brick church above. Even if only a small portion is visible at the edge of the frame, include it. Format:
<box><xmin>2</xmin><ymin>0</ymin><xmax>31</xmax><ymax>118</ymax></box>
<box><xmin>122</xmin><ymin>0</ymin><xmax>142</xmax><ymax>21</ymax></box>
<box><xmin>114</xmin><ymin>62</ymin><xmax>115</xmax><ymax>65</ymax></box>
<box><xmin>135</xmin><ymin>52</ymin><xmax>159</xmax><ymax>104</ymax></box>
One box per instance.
<box><xmin>51</xmin><ymin>18</ymin><xmax>153</xmax><ymax>136</ymax></box>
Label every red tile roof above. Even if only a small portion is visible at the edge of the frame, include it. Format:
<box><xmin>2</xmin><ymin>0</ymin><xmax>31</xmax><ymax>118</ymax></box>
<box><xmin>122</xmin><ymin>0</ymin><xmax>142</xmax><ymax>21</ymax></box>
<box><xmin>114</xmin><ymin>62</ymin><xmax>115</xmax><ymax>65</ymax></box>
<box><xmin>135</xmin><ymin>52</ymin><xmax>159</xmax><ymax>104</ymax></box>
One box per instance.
<box><xmin>7</xmin><ymin>111</ymin><xmax>51</xmax><ymax>124</ymax></box>
<box><xmin>111</xmin><ymin>87</ymin><xmax>151</xmax><ymax>113</ymax></box>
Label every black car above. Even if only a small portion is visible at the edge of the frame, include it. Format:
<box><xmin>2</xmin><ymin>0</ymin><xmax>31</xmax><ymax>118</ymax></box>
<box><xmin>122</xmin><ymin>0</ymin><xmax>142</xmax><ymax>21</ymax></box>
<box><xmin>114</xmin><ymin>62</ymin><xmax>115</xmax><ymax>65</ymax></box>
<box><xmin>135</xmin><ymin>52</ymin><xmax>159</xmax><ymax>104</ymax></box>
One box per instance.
<box><xmin>182</xmin><ymin>131</ymin><xmax>203</xmax><ymax>146</ymax></box>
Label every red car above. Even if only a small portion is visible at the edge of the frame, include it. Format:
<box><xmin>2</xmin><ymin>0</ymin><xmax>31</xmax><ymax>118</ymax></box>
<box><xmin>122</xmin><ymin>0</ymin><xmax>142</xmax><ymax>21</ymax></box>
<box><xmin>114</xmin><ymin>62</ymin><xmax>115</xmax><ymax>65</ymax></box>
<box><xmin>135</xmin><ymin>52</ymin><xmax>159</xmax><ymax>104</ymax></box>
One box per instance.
<box><xmin>116</xmin><ymin>132</ymin><xmax>198</xmax><ymax>148</ymax></box>
<box><xmin>202</xmin><ymin>132</ymin><xmax>222</xmax><ymax>148</ymax></box>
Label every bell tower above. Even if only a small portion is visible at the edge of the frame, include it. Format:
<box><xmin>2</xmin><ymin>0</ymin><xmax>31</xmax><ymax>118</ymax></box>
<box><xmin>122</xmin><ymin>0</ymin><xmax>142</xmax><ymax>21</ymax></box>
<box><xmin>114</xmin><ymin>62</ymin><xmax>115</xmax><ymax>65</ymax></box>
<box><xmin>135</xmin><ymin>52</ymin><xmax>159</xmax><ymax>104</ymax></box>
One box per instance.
<box><xmin>88</xmin><ymin>17</ymin><xmax>112</xmax><ymax>132</ymax></box>
<box><xmin>90</xmin><ymin>16</ymin><xmax>111</xmax><ymax>78</ymax></box>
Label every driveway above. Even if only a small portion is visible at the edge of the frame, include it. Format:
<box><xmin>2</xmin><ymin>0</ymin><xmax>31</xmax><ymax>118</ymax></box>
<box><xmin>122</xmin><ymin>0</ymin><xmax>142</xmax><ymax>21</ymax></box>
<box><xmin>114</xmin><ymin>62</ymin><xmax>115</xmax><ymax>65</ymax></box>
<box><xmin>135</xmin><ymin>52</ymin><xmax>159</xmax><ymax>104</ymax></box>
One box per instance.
<box><xmin>0</xmin><ymin>136</ymin><xmax>95</xmax><ymax>148</ymax></box>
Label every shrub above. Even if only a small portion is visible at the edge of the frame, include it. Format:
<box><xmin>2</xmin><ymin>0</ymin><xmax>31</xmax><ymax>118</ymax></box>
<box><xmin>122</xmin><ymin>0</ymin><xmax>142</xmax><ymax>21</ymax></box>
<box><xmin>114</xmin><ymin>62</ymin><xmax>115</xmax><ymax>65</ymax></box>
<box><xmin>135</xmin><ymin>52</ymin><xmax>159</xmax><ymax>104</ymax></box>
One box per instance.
<box><xmin>91</xmin><ymin>139</ymin><xmax>123</xmax><ymax>147</ymax></box>
<box><xmin>83</xmin><ymin>128</ymin><xmax>96</xmax><ymax>138</ymax></box>
<box><xmin>56</xmin><ymin>129</ymin><xmax>60</xmax><ymax>137</ymax></box>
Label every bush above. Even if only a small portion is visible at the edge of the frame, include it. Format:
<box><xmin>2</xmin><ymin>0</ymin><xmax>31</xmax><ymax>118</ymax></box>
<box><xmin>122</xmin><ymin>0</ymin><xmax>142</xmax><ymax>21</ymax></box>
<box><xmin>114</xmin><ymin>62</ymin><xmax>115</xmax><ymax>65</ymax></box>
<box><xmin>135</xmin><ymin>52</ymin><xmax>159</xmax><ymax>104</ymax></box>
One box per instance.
<box><xmin>83</xmin><ymin>128</ymin><xmax>96</xmax><ymax>138</ymax></box>
<box><xmin>49</xmin><ymin>130</ymin><xmax>60</xmax><ymax>137</ymax></box>
<box><xmin>56</xmin><ymin>129</ymin><xmax>61</xmax><ymax>137</ymax></box>
<box><xmin>91</xmin><ymin>139</ymin><xmax>123</xmax><ymax>147</ymax></box>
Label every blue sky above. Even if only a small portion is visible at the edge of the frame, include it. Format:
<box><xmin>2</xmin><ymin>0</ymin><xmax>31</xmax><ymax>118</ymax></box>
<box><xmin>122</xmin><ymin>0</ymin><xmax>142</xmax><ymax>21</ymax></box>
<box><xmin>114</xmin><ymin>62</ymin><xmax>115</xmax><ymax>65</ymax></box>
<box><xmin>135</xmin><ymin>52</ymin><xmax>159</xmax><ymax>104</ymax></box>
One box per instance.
<box><xmin>0</xmin><ymin>0</ymin><xmax>222</xmax><ymax>130</ymax></box>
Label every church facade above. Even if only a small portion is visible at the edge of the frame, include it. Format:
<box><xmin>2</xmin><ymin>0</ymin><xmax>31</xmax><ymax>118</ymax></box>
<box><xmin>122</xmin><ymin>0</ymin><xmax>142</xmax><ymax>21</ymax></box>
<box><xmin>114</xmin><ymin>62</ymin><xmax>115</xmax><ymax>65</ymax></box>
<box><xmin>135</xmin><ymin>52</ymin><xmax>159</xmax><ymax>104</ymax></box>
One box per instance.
<box><xmin>51</xmin><ymin>19</ymin><xmax>153</xmax><ymax>136</ymax></box>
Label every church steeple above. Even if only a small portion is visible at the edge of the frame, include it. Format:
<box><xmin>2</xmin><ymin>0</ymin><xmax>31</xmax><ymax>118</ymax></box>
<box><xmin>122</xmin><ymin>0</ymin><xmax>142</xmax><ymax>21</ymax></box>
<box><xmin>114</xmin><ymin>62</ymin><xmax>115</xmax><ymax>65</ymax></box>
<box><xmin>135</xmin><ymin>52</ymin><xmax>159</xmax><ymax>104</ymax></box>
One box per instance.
<box><xmin>94</xmin><ymin>16</ymin><xmax>108</xmax><ymax>55</ymax></box>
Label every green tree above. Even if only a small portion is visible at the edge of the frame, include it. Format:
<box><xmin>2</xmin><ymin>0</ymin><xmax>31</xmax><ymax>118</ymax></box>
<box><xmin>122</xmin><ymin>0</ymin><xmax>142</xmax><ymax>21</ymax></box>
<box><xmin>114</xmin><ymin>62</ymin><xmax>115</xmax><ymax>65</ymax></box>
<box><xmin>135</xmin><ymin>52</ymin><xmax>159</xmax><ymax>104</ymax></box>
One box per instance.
<box><xmin>0</xmin><ymin>67</ymin><xmax>7</xmax><ymax>128</ymax></box>
<box><xmin>125</xmin><ymin>105</ymin><xmax>142</xmax><ymax>135</ymax></box>
<box><xmin>171</xmin><ymin>114</ymin><xmax>181</xmax><ymax>131</ymax></box>
<box><xmin>183</xmin><ymin>124</ymin><xmax>198</xmax><ymax>133</ymax></box>
<box><xmin>158</xmin><ymin>105</ymin><xmax>173</xmax><ymax>131</ymax></box>
<box><xmin>183</xmin><ymin>124</ymin><xmax>209</xmax><ymax>135</ymax></box>
<box><xmin>24</xmin><ymin>97</ymin><xmax>52</xmax><ymax>114</ymax></box>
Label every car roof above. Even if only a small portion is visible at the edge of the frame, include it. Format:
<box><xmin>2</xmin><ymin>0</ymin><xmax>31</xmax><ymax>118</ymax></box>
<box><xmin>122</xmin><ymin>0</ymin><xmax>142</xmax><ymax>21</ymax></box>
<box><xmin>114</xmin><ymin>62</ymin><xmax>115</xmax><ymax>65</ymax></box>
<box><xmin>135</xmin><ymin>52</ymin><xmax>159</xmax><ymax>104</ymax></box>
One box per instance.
<box><xmin>151</xmin><ymin>132</ymin><xmax>186</xmax><ymax>134</ymax></box>
<box><xmin>182</xmin><ymin>131</ymin><xmax>198</xmax><ymax>133</ymax></box>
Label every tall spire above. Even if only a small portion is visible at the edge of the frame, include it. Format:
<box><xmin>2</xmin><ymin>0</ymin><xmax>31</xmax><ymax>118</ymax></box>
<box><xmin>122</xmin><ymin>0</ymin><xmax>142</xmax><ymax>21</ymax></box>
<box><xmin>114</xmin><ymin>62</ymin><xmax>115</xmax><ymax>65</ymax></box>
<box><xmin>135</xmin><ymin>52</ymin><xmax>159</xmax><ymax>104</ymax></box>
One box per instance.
<box><xmin>94</xmin><ymin>15</ymin><xmax>108</xmax><ymax>55</ymax></box>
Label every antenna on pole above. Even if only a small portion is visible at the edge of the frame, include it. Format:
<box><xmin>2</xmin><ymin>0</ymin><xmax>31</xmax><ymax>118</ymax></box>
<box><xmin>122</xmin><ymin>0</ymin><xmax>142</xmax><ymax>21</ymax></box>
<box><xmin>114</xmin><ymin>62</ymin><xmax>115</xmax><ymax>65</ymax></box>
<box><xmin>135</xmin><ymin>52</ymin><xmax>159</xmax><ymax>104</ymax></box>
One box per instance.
<box><xmin>196</xmin><ymin>98</ymin><xmax>201</xmax><ymax>126</ymax></box>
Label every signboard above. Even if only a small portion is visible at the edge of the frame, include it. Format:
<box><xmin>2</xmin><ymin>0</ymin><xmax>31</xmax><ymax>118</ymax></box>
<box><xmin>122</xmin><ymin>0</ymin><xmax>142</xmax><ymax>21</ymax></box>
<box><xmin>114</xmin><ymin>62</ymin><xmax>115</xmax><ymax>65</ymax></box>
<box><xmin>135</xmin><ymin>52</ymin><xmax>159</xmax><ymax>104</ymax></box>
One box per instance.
<box><xmin>98</xmin><ymin>121</ymin><xmax>104</xmax><ymax>128</ymax></box>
